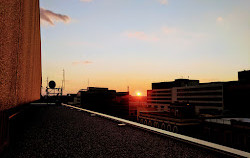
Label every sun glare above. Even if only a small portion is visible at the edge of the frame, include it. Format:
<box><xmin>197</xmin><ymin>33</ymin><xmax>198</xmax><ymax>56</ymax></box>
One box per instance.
<box><xmin>136</xmin><ymin>92</ymin><xmax>141</xmax><ymax>96</ymax></box>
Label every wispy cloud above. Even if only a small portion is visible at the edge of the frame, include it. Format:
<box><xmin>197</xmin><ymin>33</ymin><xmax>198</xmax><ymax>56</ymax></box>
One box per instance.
<box><xmin>72</xmin><ymin>61</ymin><xmax>93</xmax><ymax>65</ymax></box>
<box><xmin>40</xmin><ymin>8</ymin><xmax>71</xmax><ymax>26</ymax></box>
<box><xmin>157</xmin><ymin>0</ymin><xmax>168</xmax><ymax>5</ymax></box>
<box><xmin>162</xmin><ymin>26</ymin><xmax>207</xmax><ymax>38</ymax></box>
<box><xmin>162</xmin><ymin>27</ymin><xmax>178</xmax><ymax>34</ymax></box>
<box><xmin>80</xmin><ymin>0</ymin><xmax>93</xmax><ymax>2</ymax></box>
<box><xmin>124</xmin><ymin>31</ymin><xmax>159</xmax><ymax>42</ymax></box>
<box><xmin>216</xmin><ymin>16</ymin><xmax>224</xmax><ymax>22</ymax></box>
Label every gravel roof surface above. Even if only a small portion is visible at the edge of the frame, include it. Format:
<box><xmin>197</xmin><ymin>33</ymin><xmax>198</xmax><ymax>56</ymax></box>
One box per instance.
<box><xmin>4</xmin><ymin>105</ymin><xmax>234</xmax><ymax>158</ymax></box>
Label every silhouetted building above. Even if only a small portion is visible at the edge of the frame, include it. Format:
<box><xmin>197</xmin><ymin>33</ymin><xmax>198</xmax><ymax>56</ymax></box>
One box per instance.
<box><xmin>129</xmin><ymin>96</ymin><xmax>147</xmax><ymax>121</ymax></box>
<box><xmin>113</xmin><ymin>92</ymin><xmax>130</xmax><ymax>118</ymax></box>
<box><xmin>176</xmin><ymin>82</ymin><xmax>224</xmax><ymax>115</ymax></box>
<box><xmin>223</xmin><ymin>81</ymin><xmax>250</xmax><ymax>117</ymax></box>
<box><xmin>238</xmin><ymin>70</ymin><xmax>250</xmax><ymax>83</ymax></box>
<box><xmin>152</xmin><ymin>79</ymin><xmax>199</xmax><ymax>89</ymax></box>
<box><xmin>66</xmin><ymin>94</ymin><xmax>77</xmax><ymax>105</ymax></box>
<box><xmin>169</xmin><ymin>102</ymin><xmax>196</xmax><ymax>118</ymax></box>
<box><xmin>138</xmin><ymin>102</ymin><xmax>200</xmax><ymax>135</ymax></box>
<box><xmin>202</xmin><ymin>118</ymin><xmax>250</xmax><ymax>152</ymax></box>
<box><xmin>77</xmin><ymin>87</ymin><xmax>130</xmax><ymax>118</ymax></box>
<box><xmin>0</xmin><ymin>0</ymin><xmax>41</xmax><ymax>153</ymax></box>
<box><xmin>148</xmin><ymin>79</ymin><xmax>223</xmax><ymax>114</ymax></box>
<box><xmin>147</xmin><ymin>70</ymin><xmax>250</xmax><ymax>116</ymax></box>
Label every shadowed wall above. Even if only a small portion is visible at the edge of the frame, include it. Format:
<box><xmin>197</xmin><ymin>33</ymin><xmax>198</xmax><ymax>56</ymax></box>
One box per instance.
<box><xmin>0</xmin><ymin>0</ymin><xmax>41</xmax><ymax>111</ymax></box>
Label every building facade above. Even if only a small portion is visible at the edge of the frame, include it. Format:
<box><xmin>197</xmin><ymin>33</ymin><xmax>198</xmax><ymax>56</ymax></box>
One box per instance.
<box><xmin>147</xmin><ymin>79</ymin><xmax>224</xmax><ymax>114</ymax></box>
<box><xmin>175</xmin><ymin>83</ymin><xmax>224</xmax><ymax>114</ymax></box>
<box><xmin>147</xmin><ymin>71</ymin><xmax>250</xmax><ymax>116</ymax></box>
<box><xmin>77</xmin><ymin>87</ymin><xmax>130</xmax><ymax>118</ymax></box>
<box><xmin>202</xmin><ymin>118</ymin><xmax>250</xmax><ymax>152</ymax></box>
<box><xmin>0</xmin><ymin>0</ymin><xmax>41</xmax><ymax>153</ymax></box>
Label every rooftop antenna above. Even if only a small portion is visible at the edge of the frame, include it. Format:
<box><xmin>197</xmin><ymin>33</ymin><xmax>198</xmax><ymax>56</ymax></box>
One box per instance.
<box><xmin>61</xmin><ymin>69</ymin><xmax>65</xmax><ymax>95</ymax></box>
<box><xmin>63</xmin><ymin>69</ymin><xmax>65</xmax><ymax>89</ymax></box>
<box><xmin>88</xmin><ymin>78</ymin><xmax>89</xmax><ymax>87</ymax></box>
<box><xmin>47</xmin><ymin>77</ymin><xmax>48</xmax><ymax>88</ymax></box>
<box><xmin>127</xmin><ymin>86</ymin><xmax>129</xmax><ymax>92</ymax></box>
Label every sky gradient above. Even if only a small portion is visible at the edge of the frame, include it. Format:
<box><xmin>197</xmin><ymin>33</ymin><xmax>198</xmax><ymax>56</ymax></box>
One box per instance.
<box><xmin>40</xmin><ymin>0</ymin><xmax>250</xmax><ymax>96</ymax></box>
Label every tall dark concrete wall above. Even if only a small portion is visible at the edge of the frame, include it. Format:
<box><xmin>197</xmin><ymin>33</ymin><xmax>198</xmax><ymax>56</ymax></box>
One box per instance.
<box><xmin>0</xmin><ymin>0</ymin><xmax>41</xmax><ymax>111</ymax></box>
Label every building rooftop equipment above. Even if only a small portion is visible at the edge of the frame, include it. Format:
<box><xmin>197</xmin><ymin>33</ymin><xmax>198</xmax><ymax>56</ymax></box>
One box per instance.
<box><xmin>152</xmin><ymin>79</ymin><xmax>200</xmax><ymax>89</ymax></box>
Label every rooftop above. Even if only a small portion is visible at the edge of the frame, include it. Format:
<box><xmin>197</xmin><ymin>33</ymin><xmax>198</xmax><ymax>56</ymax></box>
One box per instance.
<box><xmin>205</xmin><ymin>118</ymin><xmax>250</xmax><ymax>125</ymax></box>
<box><xmin>3</xmin><ymin>104</ymin><xmax>247</xmax><ymax>158</ymax></box>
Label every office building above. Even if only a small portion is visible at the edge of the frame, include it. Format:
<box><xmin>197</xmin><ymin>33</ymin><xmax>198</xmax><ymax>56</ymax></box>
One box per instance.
<box><xmin>147</xmin><ymin>70</ymin><xmax>250</xmax><ymax>116</ymax></box>
<box><xmin>77</xmin><ymin>87</ymin><xmax>130</xmax><ymax>118</ymax></box>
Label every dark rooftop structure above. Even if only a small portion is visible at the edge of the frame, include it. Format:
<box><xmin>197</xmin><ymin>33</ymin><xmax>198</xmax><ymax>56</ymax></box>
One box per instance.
<box><xmin>238</xmin><ymin>70</ymin><xmax>250</xmax><ymax>83</ymax></box>
<box><xmin>77</xmin><ymin>87</ymin><xmax>130</xmax><ymax>119</ymax></box>
<box><xmin>152</xmin><ymin>79</ymin><xmax>200</xmax><ymax>89</ymax></box>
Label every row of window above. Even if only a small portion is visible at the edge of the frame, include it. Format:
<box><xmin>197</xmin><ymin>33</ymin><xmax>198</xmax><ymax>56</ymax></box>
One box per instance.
<box><xmin>150</xmin><ymin>94</ymin><xmax>172</xmax><ymax>96</ymax></box>
<box><xmin>191</xmin><ymin>103</ymin><xmax>223</xmax><ymax>107</ymax></box>
<box><xmin>152</xmin><ymin>90</ymin><xmax>171</xmax><ymax>93</ymax></box>
<box><xmin>177</xmin><ymin>92</ymin><xmax>222</xmax><ymax>96</ymax></box>
<box><xmin>147</xmin><ymin>102</ymin><xmax>223</xmax><ymax>107</ymax></box>
<box><xmin>177</xmin><ymin>97</ymin><xmax>222</xmax><ymax>101</ymax></box>
<box><xmin>147</xmin><ymin>98</ymin><xmax>171</xmax><ymax>101</ymax></box>
<box><xmin>148</xmin><ymin>105</ymin><xmax>165</xmax><ymax>109</ymax></box>
<box><xmin>147</xmin><ymin>101</ymin><xmax>171</xmax><ymax>104</ymax></box>
<box><xmin>177</xmin><ymin>86</ymin><xmax>222</xmax><ymax>92</ymax></box>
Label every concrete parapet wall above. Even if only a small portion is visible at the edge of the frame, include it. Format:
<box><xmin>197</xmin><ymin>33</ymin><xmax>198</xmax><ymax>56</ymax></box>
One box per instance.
<box><xmin>0</xmin><ymin>0</ymin><xmax>41</xmax><ymax>111</ymax></box>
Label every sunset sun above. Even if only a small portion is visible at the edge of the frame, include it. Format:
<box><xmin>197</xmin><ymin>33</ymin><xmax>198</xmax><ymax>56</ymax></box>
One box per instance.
<box><xmin>136</xmin><ymin>92</ymin><xmax>141</xmax><ymax>96</ymax></box>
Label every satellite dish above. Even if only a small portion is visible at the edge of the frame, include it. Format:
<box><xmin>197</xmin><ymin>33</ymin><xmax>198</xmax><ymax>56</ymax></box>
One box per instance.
<box><xmin>49</xmin><ymin>80</ymin><xmax>56</xmax><ymax>89</ymax></box>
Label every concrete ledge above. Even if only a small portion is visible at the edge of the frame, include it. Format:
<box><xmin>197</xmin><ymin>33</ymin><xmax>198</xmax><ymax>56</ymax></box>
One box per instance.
<box><xmin>62</xmin><ymin>104</ymin><xmax>250</xmax><ymax>158</ymax></box>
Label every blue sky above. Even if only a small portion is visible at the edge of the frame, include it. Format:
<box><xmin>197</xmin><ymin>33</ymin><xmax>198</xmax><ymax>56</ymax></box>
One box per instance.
<box><xmin>40</xmin><ymin>0</ymin><xmax>250</xmax><ymax>95</ymax></box>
